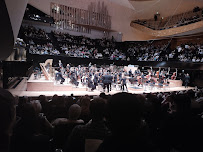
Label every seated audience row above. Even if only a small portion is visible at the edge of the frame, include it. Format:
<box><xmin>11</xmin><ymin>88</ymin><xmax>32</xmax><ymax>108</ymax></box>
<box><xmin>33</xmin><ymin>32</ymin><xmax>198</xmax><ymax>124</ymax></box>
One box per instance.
<box><xmin>20</xmin><ymin>25</ymin><xmax>203</xmax><ymax>62</ymax></box>
<box><xmin>1</xmin><ymin>87</ymin><xmax>203</xmax><ymax>152</ymax></box>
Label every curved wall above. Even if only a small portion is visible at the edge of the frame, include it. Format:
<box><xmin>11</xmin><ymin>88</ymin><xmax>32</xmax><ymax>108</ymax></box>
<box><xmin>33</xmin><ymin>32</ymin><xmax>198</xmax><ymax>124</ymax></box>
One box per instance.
<box><xmin>0</xmin><ymin>0</ymin><xmax>28</xmax><ymax>60</ymax></box>
<box><xmin>28</xmin><ymin>0</ymin><xmax>203</xmax><ymax>41</ymax></box>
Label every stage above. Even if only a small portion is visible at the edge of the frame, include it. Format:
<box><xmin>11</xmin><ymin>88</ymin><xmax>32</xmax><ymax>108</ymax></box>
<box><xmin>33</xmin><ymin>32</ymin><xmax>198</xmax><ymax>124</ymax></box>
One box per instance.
<box><xmin>8</xmin><ymin>73</ymin><xmax>194</xmax><ymax>97</ymax></box>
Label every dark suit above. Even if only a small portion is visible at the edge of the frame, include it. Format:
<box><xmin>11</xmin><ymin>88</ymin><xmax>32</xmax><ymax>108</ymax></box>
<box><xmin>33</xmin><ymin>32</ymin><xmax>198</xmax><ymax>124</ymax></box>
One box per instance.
<box><xmin>55</xmin><ymin>72</ymin><xmax>65</xmax><ymax>84</ymax></box>
<box><xmin>184</xmin><ymin>75</ymin><xmax>190</xmax><ymax>88</ymax></box>
<box><xmin>121</xmin><ymin>77</ymin><xmax>128</xmax><ymax>91</ymax></box>
<box><xmin>102</xmin><ymin>75</ymin><xmax>112</xmax><ymax>92</ymax></box>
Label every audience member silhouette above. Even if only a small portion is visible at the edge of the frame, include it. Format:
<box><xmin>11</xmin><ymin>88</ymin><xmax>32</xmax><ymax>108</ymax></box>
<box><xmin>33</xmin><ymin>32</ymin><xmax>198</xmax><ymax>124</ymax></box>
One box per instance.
<box><xmin>66</xmin><ymin>97</ymin><xmax>110</xmax><ymax>152</ymax></box>
<box><xmin>11</xmin><ymin>103</ymin><xmax>51</xmax><ymax>152</ymax></box>
<box><xmin>0</xmin><ymin>88</ymin><xmax>16</xmax><ymax>152</ymax></box>
<box><xmin>77</xmin><ymin>96</ymin><xmax>91</xmax><ymax>123</ymax></box>
<box><xmin>52</xmin><ymin>104</ymin><xmax>84</xmax><ymax>149</ymax></box>
<box><xmin>52</xmin><ymin>104</ymin><xmax>84</xmax><ymax>126</ymax></box>
<box><xmin>160</xmin><ymin>93</ymin><xmax>203</xmax><ymax>152</ymax></box>
<box><xmin>97</xmin><ymin>92</ymin><xmax>151</xmax><ymax>152</ymax></box>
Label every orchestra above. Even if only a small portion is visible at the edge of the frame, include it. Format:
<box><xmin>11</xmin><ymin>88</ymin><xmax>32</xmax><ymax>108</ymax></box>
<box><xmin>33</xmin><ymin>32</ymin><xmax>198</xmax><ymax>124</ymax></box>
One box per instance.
<box><xmin>40</xmin><ymin>60</ymin><xmax>180</xmax><ymax>92</ymax></box>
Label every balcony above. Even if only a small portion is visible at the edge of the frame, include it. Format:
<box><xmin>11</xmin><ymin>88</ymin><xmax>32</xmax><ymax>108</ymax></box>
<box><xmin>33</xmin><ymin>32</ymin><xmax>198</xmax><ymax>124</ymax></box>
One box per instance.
<box><xmin>130</xmin><ymin>7</ymin><xmax>203</xmax><ymax>37</ymax></box>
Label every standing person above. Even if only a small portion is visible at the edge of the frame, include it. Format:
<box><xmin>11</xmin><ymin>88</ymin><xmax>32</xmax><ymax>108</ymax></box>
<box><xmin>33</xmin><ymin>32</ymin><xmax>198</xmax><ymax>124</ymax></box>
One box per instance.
<box><xmin>140</xmin><ymin>72</ymin><xmax>145</xmax><ymax>87</ymax></box>
<box><xmin>59</xmin><ymin>60</ymin><xmax>65</xmax><ymax>75</ymax></box>
<box><xmin>102</xmin><ymin>74</ymin><xmax>110</xmax><ymax>93</ymax></box>
<box><xmin>108</xmin><ymin>74</ymin><xmax>113</xmax><ymax>92</ymax></box>
<box><xmin>66</xmin><ymin>64</ymin><xmax>71</xmax><ymax>78</ymax></box>
<box><xmin>184</xmin><ymin>73</ymin><xmax>190</xmax><ymax>88</ymax></box>
<box><xmin>121</xmin><ymin>76</ymin><xmax>128</xmax><ymax>92</ymax></box>
<box><xmin>128</xmin><ymin>69</ymin><xmax>132</xmax><ymax>77</ymax></box>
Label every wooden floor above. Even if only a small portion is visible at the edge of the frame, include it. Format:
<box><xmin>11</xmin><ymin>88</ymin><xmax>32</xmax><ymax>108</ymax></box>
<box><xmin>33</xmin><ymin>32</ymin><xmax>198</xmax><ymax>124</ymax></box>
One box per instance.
<box><xmin>8</xmin><ymin>74</ymin><xmax>194</xmax><ymax>97</ymax></box>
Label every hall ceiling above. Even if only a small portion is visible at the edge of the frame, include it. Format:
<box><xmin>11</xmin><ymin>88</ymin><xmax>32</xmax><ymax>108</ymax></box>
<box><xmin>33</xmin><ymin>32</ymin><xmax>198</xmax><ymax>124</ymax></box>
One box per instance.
<box><xmin>109</xmin><ymin>0</ymin><xmax>203</xmax><ymax>19</ymax></box>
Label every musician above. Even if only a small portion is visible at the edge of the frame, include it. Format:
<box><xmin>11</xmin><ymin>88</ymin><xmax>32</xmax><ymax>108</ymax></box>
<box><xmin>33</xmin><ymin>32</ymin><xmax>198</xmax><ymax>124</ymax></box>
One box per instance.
<box><xmin>55</xmin><ymin>70</ymin><xmax>65</xmax><ymax>84</ymax></box>
<box><xmin>165</xmin><ymin>67</ymin><xmax>170</xmax><ymax>83</ymax></box>
<box><xmin>88</xmin><ymin>62</ymin><xmax>92</xmax><ymax>69</ymax></box>
<box><xmin>184</xmin><ymin>73</ymin><xmax>190</xmax><ymax>88</ymax></box>
<box><xmin>114</xmin><ymin>73</ymin><xmax>118</xmax><ymax>83</ymax></box>
<box><xmin>88</xmin><ymin>76</ymin><xmax>96</xmax><ymax>91</ymax></box>
<box><xmin>121</xmin><ymin>76</ymin><xmax>128</xmax><ymax>92</ymax></box>
<box><xmin>59</xmin><ymin>60</ymin><xmax>65</xmax><ymax>75</ymax></box>
<box><xmin>149</xmin><ymin>76</ymin><xmax>156</xmax><ymax>87</ymax></box>
<box><xmin>119</xmin><ymin>71</ymin><xmax>122</xmax><ymax>80</ymax></box>
<box><xmin>93</xmin><ymin>74</ymin><xmax>99</xmax><ymax>87</ymax></box>
<box><xmin>135</xmin><ymin>69</ymin><xmax>141</xmax><ymax>76</ymax></box>
<box><xmin>140</xmin><ymin>72</ymin><xmax>145</xmax><ymax>86</ymax></box>
<box><xmin>129</xmin><ymin>69</ymin><xmax>133</xmax><ymax>77</ymax></box>
<box><xmin>108</xmin><ymin>74</ymin><xmax>113</xmax><ymax>91</ymax></box>
<box><xmin>102</xmin><ymin>74</ymin><xmax>111</xmax><ymax>93</ymax></box>
<box><xmin>33</xmin><ymin>67</ymin><xmax>41</xmax><ymax>79</ymax></box>
<box><xmin>171</xmin><ymin>68</ymin><xmax>177</xmax><ymax>80</ymax></box>
<box><xmin>66</xmin><ymin>64</ymin><xmax>71</xmax><ymax>78</ymax></box>
<box><xmin>70</xmin><ymin>71</ymin><xmax>79</xmax><ymax>86</ymax></box>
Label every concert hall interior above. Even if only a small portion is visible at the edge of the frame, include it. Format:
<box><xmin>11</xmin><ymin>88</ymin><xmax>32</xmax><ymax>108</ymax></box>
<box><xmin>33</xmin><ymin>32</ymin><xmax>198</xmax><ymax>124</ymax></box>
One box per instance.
<box><xmin>0</xmin><ymin>0</ymin><xmax>203</xmax><ymax>152</ymax></box>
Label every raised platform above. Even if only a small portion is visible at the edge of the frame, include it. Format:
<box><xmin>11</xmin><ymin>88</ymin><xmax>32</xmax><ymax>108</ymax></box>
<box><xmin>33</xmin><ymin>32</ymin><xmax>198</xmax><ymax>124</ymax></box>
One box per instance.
<box><xmin>8</xmin><ymin>74</ymin><xmax>193</xmax><ymax>97</ymax></box>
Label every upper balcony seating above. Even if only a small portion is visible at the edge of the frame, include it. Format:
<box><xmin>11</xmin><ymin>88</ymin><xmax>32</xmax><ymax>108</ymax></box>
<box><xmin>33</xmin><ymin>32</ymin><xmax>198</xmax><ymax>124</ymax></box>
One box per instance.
<box><xmin>133</xmin><ymin>7</ymin><xmax>203</xmax><ymax>30</ymax></box>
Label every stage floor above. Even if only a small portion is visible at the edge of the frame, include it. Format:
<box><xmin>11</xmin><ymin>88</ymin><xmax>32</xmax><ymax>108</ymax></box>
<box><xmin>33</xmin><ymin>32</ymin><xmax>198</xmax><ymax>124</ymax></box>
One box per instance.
<box><xmin>8</xmin><ymin>74</ymin><xmax>195</xmax><ymax>97</ymax></box>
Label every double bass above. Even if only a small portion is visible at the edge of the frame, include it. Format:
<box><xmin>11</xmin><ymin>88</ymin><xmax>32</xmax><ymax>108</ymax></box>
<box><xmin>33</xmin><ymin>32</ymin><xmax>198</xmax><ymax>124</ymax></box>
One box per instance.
<box><xmin>171</xmin><ymin>72</ymin><xmax>176</xmax><ymax>80</ymax></box>
<box><xmin>171</xmin><ymin>68</ymin><xmax>177</xmax><ymax>80</ymax></box>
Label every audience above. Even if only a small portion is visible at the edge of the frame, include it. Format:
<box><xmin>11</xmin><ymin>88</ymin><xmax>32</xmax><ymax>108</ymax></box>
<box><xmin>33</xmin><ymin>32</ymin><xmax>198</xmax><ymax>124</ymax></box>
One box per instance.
<box><xmin>1</xmin><ymin>87</ymin><xmax>202</xmax><ymax>152</ymax></box>
<box><xmin>18</xmin><ymin>24</ymin><xmax>203</xmax><ymax>62</ymax></box>
<box><xmin>0</xmin><ymin>88</ymin><xmax>16</xmax><ymax>152</ymax></box>
<box><xmin>160</xmin><ymin>94</ymin><xmax>203</xmax><ymax>152</ymax></box>
<box><xmin>20</xmin><ymin>25</ymin><xmax>203</xmax><ymax>62</ymax></box>
<box><xmin>11</xmin><ymin>102</ymin><xmax>52</xmax><ymax>152</ymax></box>
<box><xmin>66</xmin><ymin>97</ymin><xmax>110</xmax><ymax>152</ymax></box>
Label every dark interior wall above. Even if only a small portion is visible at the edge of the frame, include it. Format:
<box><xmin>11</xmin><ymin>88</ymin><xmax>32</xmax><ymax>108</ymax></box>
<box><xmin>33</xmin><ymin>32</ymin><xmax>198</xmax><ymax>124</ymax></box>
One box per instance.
<box><xmin>0</xmin><ymin>0</ymin><xmax>14</xmax><ymax>60</ymax></box>
<box><xmin>170</xmin><ymin>34</ymin><xmax>203</xmax><ymax>49</ymax></box>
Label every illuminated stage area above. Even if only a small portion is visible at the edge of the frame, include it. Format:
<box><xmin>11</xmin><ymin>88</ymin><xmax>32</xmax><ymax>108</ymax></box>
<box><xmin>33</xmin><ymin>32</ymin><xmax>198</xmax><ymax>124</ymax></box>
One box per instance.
<box><xmin>9</xmin><ymin>74</ymin><xmax>194</xmax><ymax>97</ymax></box>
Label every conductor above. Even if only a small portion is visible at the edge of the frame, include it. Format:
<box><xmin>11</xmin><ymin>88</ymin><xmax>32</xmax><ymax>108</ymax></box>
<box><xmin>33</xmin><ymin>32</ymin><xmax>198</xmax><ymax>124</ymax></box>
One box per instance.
<box><xmin>184</xmin><ymin>73</ymin><xmax>190</xmax><ymax>88</ymax></box>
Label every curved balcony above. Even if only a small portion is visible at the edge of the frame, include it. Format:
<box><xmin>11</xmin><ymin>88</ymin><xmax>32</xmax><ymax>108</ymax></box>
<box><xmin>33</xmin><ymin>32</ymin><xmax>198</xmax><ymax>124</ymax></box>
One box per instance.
<box><xmin>130</xmin><ymin>20</ymin><xmax>203</xmax><ymax>38</ymax></box>
<box><xmin>130</xmin><ymin>7</ymin><xmax>203</xmax><ymax>37</ymax></box>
